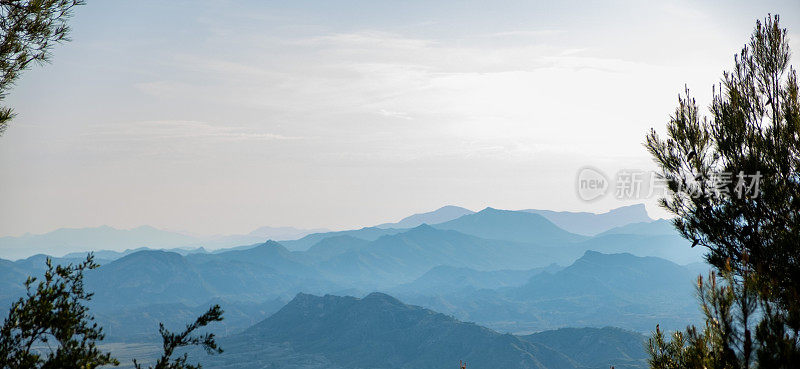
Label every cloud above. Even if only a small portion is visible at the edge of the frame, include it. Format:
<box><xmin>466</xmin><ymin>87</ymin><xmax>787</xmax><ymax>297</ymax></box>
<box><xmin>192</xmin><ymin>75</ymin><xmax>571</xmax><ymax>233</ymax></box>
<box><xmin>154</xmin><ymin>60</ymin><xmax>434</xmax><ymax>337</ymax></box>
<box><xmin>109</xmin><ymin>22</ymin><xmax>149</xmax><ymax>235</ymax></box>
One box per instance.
<box><xmin>379</xmin><ymin>109</ymin><xmax>413</xmax><ymax>120</ymax></box>
<box><xmin>293</xmin><ymin>31</ymin><xmax>437</xmax><ymax>50</ymax></box>
<box><xmin>132</xmin><ymin>30</ymin><xmax>654</xmax><ymax>113</ymax></box>
<box><xmin>488</xmin><ymin>30</ymin><xmax>565</xmax><ymax>38</ymax></box>
<box><xmin>125</xmin><ymin>29</ymin><xmax>722</xmax><ymax>164</ymax></box>
<box><xmin>83</xmin><ymin>120</ymin><xmax>301</xmax><ymax>143</ymax></box>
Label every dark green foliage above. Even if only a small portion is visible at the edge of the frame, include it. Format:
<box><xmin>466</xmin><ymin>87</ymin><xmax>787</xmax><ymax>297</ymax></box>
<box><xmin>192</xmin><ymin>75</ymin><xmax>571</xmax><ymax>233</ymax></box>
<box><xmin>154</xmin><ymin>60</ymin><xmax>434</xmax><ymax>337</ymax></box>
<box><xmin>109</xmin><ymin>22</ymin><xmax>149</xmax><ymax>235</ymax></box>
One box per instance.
<box><xmin>647</xmin><ymin>267</ymin><xmax>760</xmax><ymax>369</ymax></box>
<box><xmin>645</xmin><ymin>14</ymin><xmax>800</xmax><ymax>368</ymax></box>
<box><xmin>133</xmin><ymin>305</ymin><xmax>223</xmax><ymax>369</ymax></box>
<box><xmin>0</xmin><ymin>0</ymin><xmax>84</xmax><ymax>136</ymax></box>
<box><xmin>0</xmin><ymin>255</ymin><xmax>225</xmax><ymax>369</ymax></box>
<box><xmin>0</xmin><ymin>254</ymin><xmax>117</xmax><ymax>368</ymax></box>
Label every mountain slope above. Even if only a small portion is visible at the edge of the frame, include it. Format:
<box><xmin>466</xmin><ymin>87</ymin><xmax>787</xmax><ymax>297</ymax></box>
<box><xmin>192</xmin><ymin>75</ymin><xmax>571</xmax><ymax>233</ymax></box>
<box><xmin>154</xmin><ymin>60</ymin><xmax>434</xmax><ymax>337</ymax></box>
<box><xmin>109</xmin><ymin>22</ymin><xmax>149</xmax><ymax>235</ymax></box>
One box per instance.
<box><xmin>82</xmin><ymin>245</ymin><xmax>339</xmax><ymax>309</ymax></box>
<box><xmin>572</xmin><ymin>233</ymin><xmax>704</xmax><ymax>264</ymax></box>
<box><xmin>279</xmin><ymin>227</ymin><xmax>408</xmax><ymax>251</ymax></box>
<box><xmin>198</xmin><ymin>226</ymin><xmax>329</xmax><ymax>251</ymax></box>
<box><xmin>187</xmin><ymin>240</ymin><xmax>313</xmax><ymax>277</ymax></box>
<box><xmin>433</xmin><ymin>208</ymin><xmax>586</xmax><ymax>244</ymax></box>
<box><xmin>401</xmin><ymin>251</ymin><xmax>701</xmax><ymax>333</ymax></box>
<box><xmin>376</xmin><ymin>205</ymin><xmax>474</xmax><ymax>228</ymax></box>
<box><xmin>522</xmin><ymin>204</ymin><xmax>653</xmax><ymax>236</ymax></box>
<box><xmin>513</xmin><ymin>251</ymin><xmax>694</xmax><ymax>301</ymax></box>
<box><xmin>392</xmin><ymin>264</ymin><xmax>562</xmax><ymax>295</ymax></box>
<box><xmin>521</xmin><ymin>327</ymin><xmax>648</xmax><ymax>369</ymax></box>
<box><xmin>317</xmin><ymin>225</ymin><xmax>558</xmax><ymax>287</ymax></box>
<box><xmin>205</xmin><ymin>292</ymin><xmax>578</xmax><ymax>369</ymax></box>
<box><xmin>598</xmin><ymin>219</ymin><xmax>677</xmax><ymax>236</ymax></box>
<box><xmin>249</xmin><ymin>226</ymin><xmax>330</xmax><ymax>240</ymax></box>
<box><xmin>0</xmin><ymin>226</ymin><xmax>199</xmax><ymax>260</ymax></box>
<box><xmin>200</xmin><ymin>292</ymin><xmax>651</xmax><ymax>369</ymax></box>
<box><xmin>96</xmin><ymin>298</ymin><xmax>286</xmax><ymax>342</ymax></box>
<box><xmin>304</xmin><ymin>235</ymin><xmax>372</xmax><ymax>262</ymax></box>
<box><xmin>85</xmin><ymin>250</ymin><xmax>212</xmax><ymax>307</ymax></box>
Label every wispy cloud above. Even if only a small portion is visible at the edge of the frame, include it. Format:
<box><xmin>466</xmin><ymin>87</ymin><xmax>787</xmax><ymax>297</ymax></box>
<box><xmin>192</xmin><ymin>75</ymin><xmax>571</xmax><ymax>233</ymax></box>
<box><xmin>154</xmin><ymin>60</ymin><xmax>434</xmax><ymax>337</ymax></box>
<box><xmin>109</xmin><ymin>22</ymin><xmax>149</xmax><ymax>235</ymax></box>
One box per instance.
<box><xmin>293</xmin><ymin>31</ymin><xmax>437</xmax><ymax>50</ymax></box>
<box><xmin>488</xmin><ymin>30</ymin><xmax>565</xmax><ymax>38</ymax></box>
<box><xmin>83</xmin><ymin>120</ymin><xmax>301</xmax><ymax>143</ymax></box>
<box><xmin>379</xmin><ymin>109</ymin><xmax>413</xmax><ymax>120</ymax></box>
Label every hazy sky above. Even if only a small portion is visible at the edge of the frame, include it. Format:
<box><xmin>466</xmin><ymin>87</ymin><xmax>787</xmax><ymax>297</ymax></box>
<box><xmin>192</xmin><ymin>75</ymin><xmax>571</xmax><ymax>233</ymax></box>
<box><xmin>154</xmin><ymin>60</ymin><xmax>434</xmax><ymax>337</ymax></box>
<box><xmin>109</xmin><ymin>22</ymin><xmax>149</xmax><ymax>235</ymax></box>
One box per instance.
<box><xmin>0</xmin><ymin>0</ymin><xmax>798</xmax><ymax>237</ymax></box>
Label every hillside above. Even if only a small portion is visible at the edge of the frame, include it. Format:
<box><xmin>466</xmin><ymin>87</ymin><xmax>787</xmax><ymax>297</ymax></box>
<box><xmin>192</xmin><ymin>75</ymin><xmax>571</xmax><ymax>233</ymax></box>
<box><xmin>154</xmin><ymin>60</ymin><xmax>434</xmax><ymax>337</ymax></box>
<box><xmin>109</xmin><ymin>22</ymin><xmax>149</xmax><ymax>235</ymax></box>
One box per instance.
<box><xmin>522</xmin><ymin>204</ymin><xmax>653</xmax><ymax>236</ymax></box>
<box><xmin>317</xmin><ymin>225</ymin><xmax>559</xmax><ymax>287</ymax></box>
<box><xmin>200</xmin><ymin>293</ymin><xmax>647</xmax><ymax>369</ymax></box>
<box><xmin>391</xmin><ymin>264</ymin><xmax>562</xmax><ymax>294</ymax></box>
<box><xmin>433</xmin><ymin>208</ymin><xmax>586</xmax><ymax>244</ymax></box>
<box><xmin>521</xmin><ymin>327</ymin><xmax>648</xmax><ymax>369</ymax></box>
<box><xmin>572</xmin><ymin>233</ymin><xmax>704</xmax><ymax>264</ymax></box>
<box><xmin>278</xmin><ymin>227</ymin><xmax>409</xmax><ymax>251</ymax></box>
<box><xmin>376</xmin><ymin>205</ymin><xmax>475</xmax><ymax>228</ymax></box>
<box><xmin>401</xmin><ymin>251</ymin><xmax>700</xmax><ymax>333</ymax></box>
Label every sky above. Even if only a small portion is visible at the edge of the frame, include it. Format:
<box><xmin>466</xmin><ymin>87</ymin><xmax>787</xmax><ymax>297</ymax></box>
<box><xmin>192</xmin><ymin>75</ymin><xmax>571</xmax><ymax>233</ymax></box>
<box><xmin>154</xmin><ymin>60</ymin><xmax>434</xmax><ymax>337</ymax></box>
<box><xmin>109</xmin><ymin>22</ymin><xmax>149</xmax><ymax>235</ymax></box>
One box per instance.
<box><xmin>0</xmin><ymin>0</ymin><xmax>799</xmax><ymax>237</ymax></box>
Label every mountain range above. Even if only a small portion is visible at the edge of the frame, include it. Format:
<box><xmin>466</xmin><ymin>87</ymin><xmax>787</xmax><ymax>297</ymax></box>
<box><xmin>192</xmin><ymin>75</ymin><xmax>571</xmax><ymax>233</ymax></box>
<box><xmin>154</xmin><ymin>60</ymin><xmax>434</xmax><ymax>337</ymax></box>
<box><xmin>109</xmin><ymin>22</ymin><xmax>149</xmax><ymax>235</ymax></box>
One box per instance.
<box><xmin>315</xmin><ymin>224</ymin><xmax>567</xmax><ymax>288</ymax></box>
<box><xmin>396</xmin><ymin>250</ymin><xmax>701</xmax><ymax>333</ymax></box>
<box><xmin>522</xmin><ymin>204</ymin><xmax>653</xmax><ymax>235</ymax></box>
<box><xmin>0</xmin><ymin>203</ymin><xmax>708</xmax><ymax>368</ymax></box>
<box><xmin>0</xmin><ymin>204</ymin><xmax>661</xmax><ymax>259</ymax></box>
<box><xmin>376</xmin><ymin>205</ymin><xmax>475</xmax><ymax>229</ymax></box>
<box><xmin>0</xmin><ymin>225</ymin><xmax>328</xmax><ymax>260</ymax></box>
<box><xmin>433</xmin><ymin>208</ymin><xmax>587</xmax><ymax>244</ymax></box>
<box><xmin>0</xmin><ymin>205</ymin><xmax>703</xmax><ymax>338</ymax></box>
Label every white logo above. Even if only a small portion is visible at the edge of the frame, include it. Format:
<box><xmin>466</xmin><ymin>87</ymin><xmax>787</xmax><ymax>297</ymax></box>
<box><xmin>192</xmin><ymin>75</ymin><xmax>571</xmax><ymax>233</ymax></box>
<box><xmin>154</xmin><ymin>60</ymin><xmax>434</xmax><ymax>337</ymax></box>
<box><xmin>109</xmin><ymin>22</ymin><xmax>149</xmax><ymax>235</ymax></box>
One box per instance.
<box><xmin>576</xmin><ymin>167</ymin><xmax>609</xmax><ymax>201</ymax></box>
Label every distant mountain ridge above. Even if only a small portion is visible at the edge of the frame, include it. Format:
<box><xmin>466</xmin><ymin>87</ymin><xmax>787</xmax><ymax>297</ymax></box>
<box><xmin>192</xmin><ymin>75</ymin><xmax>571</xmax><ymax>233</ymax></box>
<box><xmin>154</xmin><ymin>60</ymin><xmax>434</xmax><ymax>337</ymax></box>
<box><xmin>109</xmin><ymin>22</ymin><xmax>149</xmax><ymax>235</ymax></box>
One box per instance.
<box><xmin>82</xmin><ymin>244</ymin><xmax>340</xmax><ymax>310</ymax></box>
<box><xmin>433</xmin><ymin>207</ymin><xmax>587</xmax><ymax>244</ymax></box>
<box><xmin>315</xmin><ymin>224</ymin><xmax>565</xmax><ymax>287</ymax></box>
<box><xmin>64</xmin><ymin>246</ymin><xmax>208</xmax><ymax>262</ymax></box>
<box><xmin>598</xmin><ymin>219</ymin><xmax>677</xmax><ymax>236</ymax></box>
<box><xmin>376</xmin><ymin>205</ymin><xmax>474</xmax><ymax>228</ymax></box>
<box><xmin>522</xmin><ymin>204</ymin><xmax>653</xmax><ymax>235</ymax></box>
<box><xmin>0</xmin><ymin>225</ymin><xmax>327</xmax><ymax>260</ymax></box>
<box><xmin>0</xmin><ymin>226</ymin><xmax>198</xmax><ymax>260</ymax></box>
<box><xmin>513</xmin><ymin>251</ymin><xmax>695</xmax><ymax>302</ymax></box>
<box><xmin>0</xmin><ymin>204</ymin><xmax>657</xmax><ymax>258</ymax></box>
<box><xmin>278</xmin><ymin>226</ymin><xmax>408</xmax><ymax>251</ymax></box>
<box><xmin>249</xmin><ymin>225</ymin><xmax>330</xmax><ymax>239</ymax></box>
<box><xmin>391</xmin><ymin>264</ymin><xmax>562</xmax><ymax>294</ymax></box>
<box><xmin>399</xmin><ymin>250</ymin><xmax>701</xmax><ymax>333</ymax></box>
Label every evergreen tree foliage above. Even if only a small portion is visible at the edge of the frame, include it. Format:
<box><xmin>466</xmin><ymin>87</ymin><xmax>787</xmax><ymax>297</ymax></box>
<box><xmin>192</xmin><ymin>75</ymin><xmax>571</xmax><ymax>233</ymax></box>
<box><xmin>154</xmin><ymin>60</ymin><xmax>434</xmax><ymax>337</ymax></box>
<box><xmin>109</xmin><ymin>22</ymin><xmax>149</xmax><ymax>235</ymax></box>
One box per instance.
<box><xmin>645</xmin><ymin>14</ymin><xmax>800</xmax><ymax>368</ymax></box>
<box><xmin>133</xmin><ymin>305</ymin><xmax>223</xmax><ymax>369</ymax></box>
<box><xmin>0</xmin><ymin>255</ymin><xmax>224</xmax><ymax>369</ymax></box>
<box><xmin>0</xmin><ymin>0</ymin><xmax>84</xmax><ymax>136</ymax></box>
<box><xmin>0</xmin><ymin>255</ymin><xmax>117</xmax><ymax>368</ymax></box>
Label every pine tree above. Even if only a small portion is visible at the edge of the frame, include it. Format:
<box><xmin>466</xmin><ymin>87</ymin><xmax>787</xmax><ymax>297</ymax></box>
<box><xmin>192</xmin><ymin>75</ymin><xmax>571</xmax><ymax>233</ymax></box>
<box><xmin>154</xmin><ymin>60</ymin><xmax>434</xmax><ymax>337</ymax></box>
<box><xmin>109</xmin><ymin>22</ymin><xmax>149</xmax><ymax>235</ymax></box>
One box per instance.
<box><xmin>0</xmin><ymin>0</ymin><xmax>84</xmax><ymax>136</ymax></box>
<box><xmin>645</xmin><ymin>14</ymin><xmax>800</xmax><ymax>368</ymax></box>
<box><xmin>0</xmin><ymin>255</ymin><xmax>117</xmax><ymax>368</ymax></box>
<box><xmin>0</xmin><ymin>255</ymin><xmax>224</xmax><ymax>369</ymax></box>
